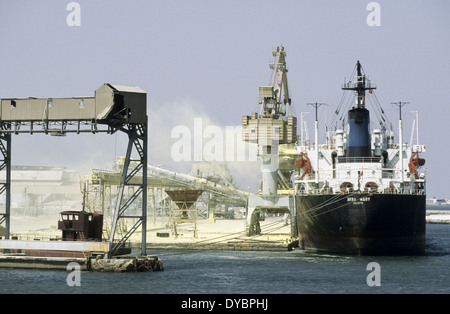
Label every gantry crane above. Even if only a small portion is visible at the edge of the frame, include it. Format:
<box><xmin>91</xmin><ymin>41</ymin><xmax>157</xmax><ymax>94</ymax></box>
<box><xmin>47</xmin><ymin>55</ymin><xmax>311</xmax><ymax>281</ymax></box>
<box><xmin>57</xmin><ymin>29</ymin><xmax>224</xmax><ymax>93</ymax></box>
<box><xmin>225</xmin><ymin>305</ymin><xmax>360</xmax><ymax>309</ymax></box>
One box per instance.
<box><xmin>242</xmin><ymin>46</ymin><xmax>299</xmax><ymax>236</ymax></box>
<box><xmin>0</xmin><ymin>84</ymin><xmax>148</xmax><ymax>257</ymax></box>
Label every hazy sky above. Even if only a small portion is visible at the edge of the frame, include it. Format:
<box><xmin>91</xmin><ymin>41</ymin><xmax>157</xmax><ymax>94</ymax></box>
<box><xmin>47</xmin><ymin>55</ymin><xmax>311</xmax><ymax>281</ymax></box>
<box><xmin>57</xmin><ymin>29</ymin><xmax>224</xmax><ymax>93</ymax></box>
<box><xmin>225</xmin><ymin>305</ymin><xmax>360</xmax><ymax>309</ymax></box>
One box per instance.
<box><xmin>0</xmin><ymin>1</ymin><xmax>449</xmax><ymax>197</ymax></box>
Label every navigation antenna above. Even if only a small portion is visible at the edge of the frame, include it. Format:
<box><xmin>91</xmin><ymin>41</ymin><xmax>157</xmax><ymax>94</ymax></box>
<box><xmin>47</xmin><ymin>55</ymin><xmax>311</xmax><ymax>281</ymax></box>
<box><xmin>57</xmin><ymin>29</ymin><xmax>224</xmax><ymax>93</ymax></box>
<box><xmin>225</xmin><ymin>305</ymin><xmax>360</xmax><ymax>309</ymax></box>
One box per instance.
<box><xmin>391</xmin><ymin>101</ymin><xmax>410</xmax><ymax>185</ymax></box>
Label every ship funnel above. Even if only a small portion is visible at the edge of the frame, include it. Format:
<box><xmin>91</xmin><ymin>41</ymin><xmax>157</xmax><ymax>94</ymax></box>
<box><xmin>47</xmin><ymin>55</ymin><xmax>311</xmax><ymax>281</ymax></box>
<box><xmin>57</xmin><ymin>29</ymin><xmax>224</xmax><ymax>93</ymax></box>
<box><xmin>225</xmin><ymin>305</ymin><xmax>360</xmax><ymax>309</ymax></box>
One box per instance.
<box><xmin>346</xmin><ymin>107</ymin><xmax>371</xmax><ymax>157</ymax></box>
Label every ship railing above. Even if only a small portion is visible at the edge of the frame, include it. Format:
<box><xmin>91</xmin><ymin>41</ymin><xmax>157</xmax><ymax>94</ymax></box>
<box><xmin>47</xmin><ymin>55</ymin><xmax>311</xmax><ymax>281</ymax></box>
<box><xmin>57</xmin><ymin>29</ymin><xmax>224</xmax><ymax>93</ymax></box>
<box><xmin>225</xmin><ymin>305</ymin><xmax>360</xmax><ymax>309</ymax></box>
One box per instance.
<box><xmin>294</xmin><ymin>186</ymin><xmax>426</xmax><ymax>196</ymax></box>
<box><xmin>329</xmin><ymin>168</ymin><xmax>406</xmax><ymax>181</ymax></box>
<box><xmin>382</xmin><ymin>188</ymin><xmax>426</xmax><ymax>195</ymax></box>
<box><xmin>337</xmin><ymin>156</ymin><xmax>382</xmax><ymax>163</ymax></box>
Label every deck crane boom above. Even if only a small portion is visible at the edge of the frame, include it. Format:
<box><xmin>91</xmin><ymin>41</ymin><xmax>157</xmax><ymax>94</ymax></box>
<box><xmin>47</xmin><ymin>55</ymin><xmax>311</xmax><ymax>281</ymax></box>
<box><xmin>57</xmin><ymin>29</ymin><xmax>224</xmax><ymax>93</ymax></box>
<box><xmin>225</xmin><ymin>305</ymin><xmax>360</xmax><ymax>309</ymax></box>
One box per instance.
<box><xmin>261</xmin><ymin>46</ymin><xmax>292</xmax><ymax>119</ymax></box>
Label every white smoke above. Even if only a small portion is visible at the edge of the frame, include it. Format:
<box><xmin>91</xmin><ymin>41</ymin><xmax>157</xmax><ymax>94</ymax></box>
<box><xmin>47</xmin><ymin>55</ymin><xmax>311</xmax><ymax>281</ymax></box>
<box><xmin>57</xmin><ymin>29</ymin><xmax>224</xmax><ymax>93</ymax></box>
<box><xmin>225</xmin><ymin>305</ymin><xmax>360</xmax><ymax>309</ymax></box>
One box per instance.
<box><xmin>148</xmin><ymin>100</ymin><xmax>261</xmax><ymax>193</ymax></box>
<box><xmin>8</xmin><ymin>99</ymin><xmax>262</xmax><ymax>193</ymax></box>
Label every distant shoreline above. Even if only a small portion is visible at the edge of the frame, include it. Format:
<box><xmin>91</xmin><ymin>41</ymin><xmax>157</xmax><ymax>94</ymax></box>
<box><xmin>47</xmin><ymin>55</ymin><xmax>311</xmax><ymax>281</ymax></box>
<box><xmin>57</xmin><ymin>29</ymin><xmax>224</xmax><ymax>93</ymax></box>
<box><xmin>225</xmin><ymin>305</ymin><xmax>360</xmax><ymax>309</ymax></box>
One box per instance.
<box><xmin>426</xmin><ymin>205</ymin><xmax>450</xmax><ymax>211</ymax></box>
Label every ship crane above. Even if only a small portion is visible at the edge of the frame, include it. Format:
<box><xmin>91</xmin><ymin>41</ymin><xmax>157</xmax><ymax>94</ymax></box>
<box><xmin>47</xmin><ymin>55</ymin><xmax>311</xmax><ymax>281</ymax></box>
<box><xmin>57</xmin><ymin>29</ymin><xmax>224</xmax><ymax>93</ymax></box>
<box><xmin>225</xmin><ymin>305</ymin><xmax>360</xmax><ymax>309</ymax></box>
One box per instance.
<box><xmin>242</xmin><ymin>46</ymin><xmax>298</xmax><ymax>237</ymax></box>
<box><xmin>243</xmin><ymin>46</ymin><xmax>297</xmax><ymax>196</ymax></box>
<box><xmin>261</xmin><ymin>46</ymin><xmax>292</xmax><ymax>119</ymax></box>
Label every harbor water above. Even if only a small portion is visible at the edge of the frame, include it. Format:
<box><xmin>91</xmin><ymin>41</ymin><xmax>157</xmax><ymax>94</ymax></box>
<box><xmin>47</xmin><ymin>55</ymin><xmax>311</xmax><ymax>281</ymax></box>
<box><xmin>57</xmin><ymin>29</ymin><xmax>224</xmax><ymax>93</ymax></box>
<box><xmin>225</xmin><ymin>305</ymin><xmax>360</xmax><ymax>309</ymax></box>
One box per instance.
<box><xmin>1</xmin><ymin>224</ymin><xmax>449</xmax><ymax>294</ymax></box>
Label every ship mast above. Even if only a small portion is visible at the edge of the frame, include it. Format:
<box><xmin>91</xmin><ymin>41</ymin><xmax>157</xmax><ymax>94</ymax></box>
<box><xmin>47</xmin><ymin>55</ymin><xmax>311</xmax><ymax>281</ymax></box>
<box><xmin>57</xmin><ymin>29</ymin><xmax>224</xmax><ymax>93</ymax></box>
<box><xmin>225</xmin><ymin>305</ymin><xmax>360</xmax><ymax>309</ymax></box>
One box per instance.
<box><xmin>341</xmin><ymin>61</ymin><xmax>376</xmax><ymax>158</ymax></box>
<box><xmin>308</xmin><ymin>102</ymin><xmax>327</xmax><ymax>187</ymax></box>
<box><xmin>391</xmin><ymin>101</ymin><xmax>409</xmax><ymax>186</ymax></box>
<box><xmin>342</xmin><ymin>60</ymin><xmax>376</xmax><ymax>109</ymax></box>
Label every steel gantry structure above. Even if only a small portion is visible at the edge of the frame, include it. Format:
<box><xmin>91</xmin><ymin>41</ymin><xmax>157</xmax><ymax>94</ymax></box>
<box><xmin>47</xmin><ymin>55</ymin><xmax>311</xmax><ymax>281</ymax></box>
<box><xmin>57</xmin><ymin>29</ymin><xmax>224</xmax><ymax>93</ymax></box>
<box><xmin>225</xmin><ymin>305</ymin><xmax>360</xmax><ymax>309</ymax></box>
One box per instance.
<box><xmin>0</xmin><ymin>83</ymin><xmax>148</xmax><ymax>257</ymax></box>
<box><xmin>80</xmin><ymin>161</ymin><xmax>250</xmax><ymax>240</ymax></box>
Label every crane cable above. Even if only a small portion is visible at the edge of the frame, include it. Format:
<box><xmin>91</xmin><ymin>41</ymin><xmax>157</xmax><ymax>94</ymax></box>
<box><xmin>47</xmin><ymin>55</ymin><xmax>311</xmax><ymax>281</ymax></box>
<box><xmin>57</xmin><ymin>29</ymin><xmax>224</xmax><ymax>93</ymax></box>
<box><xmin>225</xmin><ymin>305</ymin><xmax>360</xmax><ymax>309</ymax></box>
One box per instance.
<box><xmin>155</xmin><ymin>192</ymin><xmax>357</xmax><ymax>257</ymax></box>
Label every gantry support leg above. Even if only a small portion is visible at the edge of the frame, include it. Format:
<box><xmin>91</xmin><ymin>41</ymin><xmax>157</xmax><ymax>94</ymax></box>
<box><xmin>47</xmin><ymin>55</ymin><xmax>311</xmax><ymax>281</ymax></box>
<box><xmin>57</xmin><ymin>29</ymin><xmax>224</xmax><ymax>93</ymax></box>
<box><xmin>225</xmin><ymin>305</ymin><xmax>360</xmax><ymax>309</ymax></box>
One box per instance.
<box><xmin>108</xmin><ymin>122</ymin><xmax>147</xmax><ymax>258</ymax></box>
<box><xmin>0</xmin><ymin>127</ymin><xmax>11</xmax><ymax>239</ymax></box>
<box><xmin>245</xmin><ymin>207</ymin><xmax>261</xmax><ymax>236</ymax></box>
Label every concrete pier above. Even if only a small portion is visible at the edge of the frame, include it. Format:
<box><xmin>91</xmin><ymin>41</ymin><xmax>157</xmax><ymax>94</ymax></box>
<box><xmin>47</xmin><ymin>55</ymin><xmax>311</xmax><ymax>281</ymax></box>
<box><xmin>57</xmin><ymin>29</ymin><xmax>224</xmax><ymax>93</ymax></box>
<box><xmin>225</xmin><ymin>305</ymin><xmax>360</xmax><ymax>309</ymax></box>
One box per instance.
<box><xmin>0</xmin><ymin>239</ymin><xmax>109</xmax><ymax>258</ymax></box>
<box><xmin>0</xmin><ymin>254</ymin><xmax>163</xmax><ymax>272</ymax></box>
<box><xmin>0</xmin><ymin>239</ymin><xmax>163</xmax><ymax>272</ymax></box>
<box><xmin>145</xmin><ymin>239</ymin><xmax>293</xmax><ymax>252</ymax></box>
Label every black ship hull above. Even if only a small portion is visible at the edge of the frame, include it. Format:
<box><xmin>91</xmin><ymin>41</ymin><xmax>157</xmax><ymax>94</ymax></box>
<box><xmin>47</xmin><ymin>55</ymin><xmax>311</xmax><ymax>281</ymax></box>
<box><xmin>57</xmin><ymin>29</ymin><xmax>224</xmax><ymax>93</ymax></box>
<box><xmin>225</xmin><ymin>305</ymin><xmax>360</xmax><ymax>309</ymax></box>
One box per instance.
<box><xmin>295</xmin><ymin>193</ymin><xmax>426</xmax><ymax>255</ymax></box>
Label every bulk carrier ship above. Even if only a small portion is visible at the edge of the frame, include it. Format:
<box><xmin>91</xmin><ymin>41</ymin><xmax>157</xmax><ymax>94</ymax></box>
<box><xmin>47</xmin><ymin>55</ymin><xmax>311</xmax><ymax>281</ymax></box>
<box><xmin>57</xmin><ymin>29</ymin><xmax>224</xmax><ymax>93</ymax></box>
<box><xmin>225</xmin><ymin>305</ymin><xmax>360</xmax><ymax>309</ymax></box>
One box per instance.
<box><xmin>293</xmin><ymin>61</ymin><xmax>427</xmax><ymax>255</ymax></box>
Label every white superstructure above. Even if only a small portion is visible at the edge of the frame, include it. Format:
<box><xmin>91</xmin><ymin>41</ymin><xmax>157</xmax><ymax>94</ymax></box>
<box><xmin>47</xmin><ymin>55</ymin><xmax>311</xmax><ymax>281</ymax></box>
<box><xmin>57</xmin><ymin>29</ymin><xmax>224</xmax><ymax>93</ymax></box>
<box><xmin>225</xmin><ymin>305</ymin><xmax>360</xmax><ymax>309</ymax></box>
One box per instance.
<box><xmin>294</xmin><ymin>61</ymin><xmax>426</xmax><ymax>197</ymax></box>
<box><xmin>294</xmin><ymin>127</ymin><xmax>426</xmax><ymax>195</ymax></box>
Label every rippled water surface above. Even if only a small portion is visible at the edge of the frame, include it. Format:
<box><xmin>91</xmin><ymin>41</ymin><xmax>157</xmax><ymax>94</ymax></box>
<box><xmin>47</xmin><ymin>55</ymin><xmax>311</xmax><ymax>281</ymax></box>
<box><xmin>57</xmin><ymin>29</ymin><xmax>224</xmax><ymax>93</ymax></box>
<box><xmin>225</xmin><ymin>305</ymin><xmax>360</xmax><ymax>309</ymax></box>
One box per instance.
<box><xmin>1</xmin><ymin>224</ymin><xmax>449</xmax><ymax>294</ymax></box>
